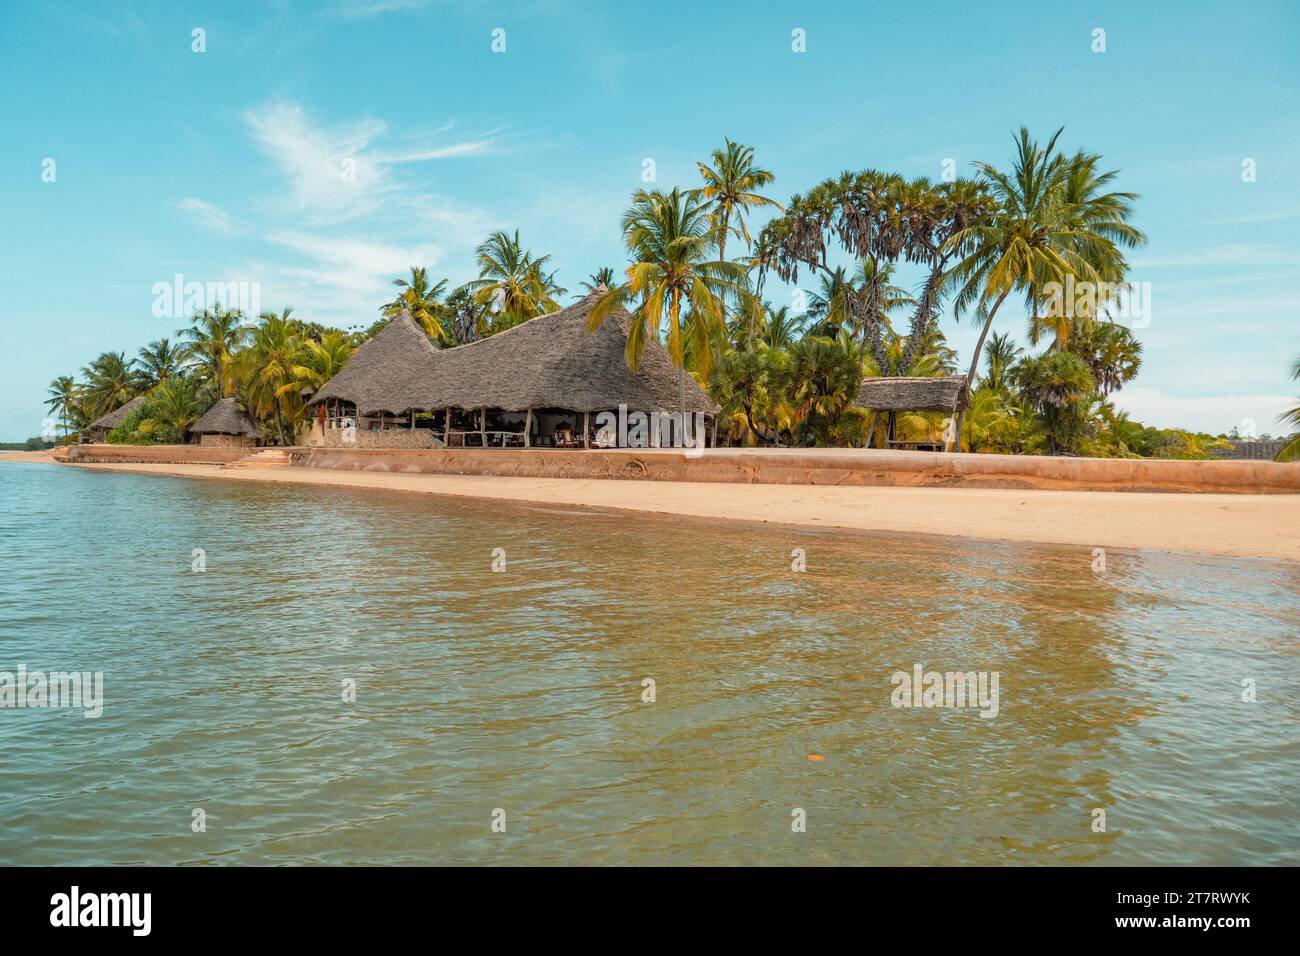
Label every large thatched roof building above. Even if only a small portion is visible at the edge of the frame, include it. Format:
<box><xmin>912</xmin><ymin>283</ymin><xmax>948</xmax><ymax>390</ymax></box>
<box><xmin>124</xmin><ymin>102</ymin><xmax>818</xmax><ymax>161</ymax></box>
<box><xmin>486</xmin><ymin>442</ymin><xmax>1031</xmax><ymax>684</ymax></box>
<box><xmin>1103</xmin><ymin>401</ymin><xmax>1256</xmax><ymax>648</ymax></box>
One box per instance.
<box><xmin>309</xmin><ymin>291</ymin><xmax>717</xmax><ymax>449</ymax></box>
<box><xmin>310</xmin><ymin>310</ymin><xmax>441</xmax><ymax>416</ymax></box>
<box><xmin>82</xmin><ymin>395</ymin><xmax>146</xmax><ymax>443</ymax></box>
<box><xmin>190</xmin><ymin>397</ymin><xmax>261</xmax><ymax>448</ymax></box>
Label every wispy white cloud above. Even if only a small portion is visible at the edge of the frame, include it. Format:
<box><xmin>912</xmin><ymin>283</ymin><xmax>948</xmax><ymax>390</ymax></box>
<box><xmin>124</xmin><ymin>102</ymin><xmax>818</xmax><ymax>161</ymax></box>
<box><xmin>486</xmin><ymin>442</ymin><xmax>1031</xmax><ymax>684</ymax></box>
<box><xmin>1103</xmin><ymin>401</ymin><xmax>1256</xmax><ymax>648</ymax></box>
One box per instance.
<box><xmin>242</xmin><ymin>101</ymin><xmax>498</xmax><ymax>227</ymax></box>
<box><xmin>173</xmin><ymin>198</ymin><xmax>248</xmax><ymax>238</ymax></box>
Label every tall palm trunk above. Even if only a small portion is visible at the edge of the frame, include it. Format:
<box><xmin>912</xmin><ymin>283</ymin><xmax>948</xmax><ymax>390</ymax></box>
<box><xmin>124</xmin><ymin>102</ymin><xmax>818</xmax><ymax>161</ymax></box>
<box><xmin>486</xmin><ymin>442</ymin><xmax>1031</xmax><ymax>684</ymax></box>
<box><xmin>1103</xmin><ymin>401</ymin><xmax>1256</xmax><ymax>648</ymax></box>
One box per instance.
<box><xmin>953</xmin><ymin>288</ymin><xmax>1011</xmax><ymax>450</ymax></box>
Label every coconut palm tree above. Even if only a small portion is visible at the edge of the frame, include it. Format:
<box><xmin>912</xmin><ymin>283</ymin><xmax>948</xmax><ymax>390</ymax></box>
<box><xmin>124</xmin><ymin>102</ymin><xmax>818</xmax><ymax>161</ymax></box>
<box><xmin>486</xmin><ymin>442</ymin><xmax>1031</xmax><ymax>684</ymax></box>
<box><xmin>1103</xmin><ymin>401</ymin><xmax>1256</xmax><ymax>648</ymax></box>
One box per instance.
<box><xmin>45</xmin><ymin>375</ymin><xmax>81</xmax><ymax>440</ymax></box>
<box><xmin>282</xmin><ymin>331</ymin><xmax>355</xmax><ymax>397</ymax></box>
<box><xmin>239</xmin><ymin>309</ymin><xmax>303</xmax><ymax>445</ymax></box>
<box><xmin>470</xmin><ymin>230</ymin><xmax>563</xmax><ymax>323</ymax></box>
<box><xmin>1027</xmin><ymin>150</ymin><xmax>1145</xmax><ymax>346</ymax></box>
<box><xmin>138</xmin><ymin>377</ymin><xmax>200</xmax><ymax>443</ymax></box>
<box><xmin>694</xmin><ymin>139</ymin><xmax>782</xmax><ymax>261</ymax></box>
<box><xmin>589</xmin><ymin>187</ymin><xmax>747</xmax><ymax>409</ymax></box>
<box><xmin>944</xmin><ymin>128</ymin><xmax>1143</xmax><ymax>446</ymax></box>
<box><xmin>577</xmin><ymin>267</ymin><xmax>618</xmax><ymax>297</ymax></box>
<box><xmin>137</xmin><ymin>338</ymin><xmax>183</xmax><ymax>389</ymax></box>
<box><xmin>383</xmin><ymin>266</ymin><xmax>448</xmax><ymax>342</ymax></box>
<box><xmin>80</xmin><ymin>352</ymin><xmax>138</xmax><ymax>420</ymax></box>
<box><xmin>761</xmin><ymin>304</ymin><xmax>806</xmax><ymax>350</ymax></box>
<box><xmin>176</xmin><ymin>305</ymin><xmax>248</xmax><ymax>397</ymax></box>
<box><xmin>807</xmin><ymin>262</ymin><xmax>914</xmax><ymax>340</ymax></box>
<box><xmin>982</xmin><ymin>332</ymin><xmax>1022</xmax><ymax>392</ymax></box>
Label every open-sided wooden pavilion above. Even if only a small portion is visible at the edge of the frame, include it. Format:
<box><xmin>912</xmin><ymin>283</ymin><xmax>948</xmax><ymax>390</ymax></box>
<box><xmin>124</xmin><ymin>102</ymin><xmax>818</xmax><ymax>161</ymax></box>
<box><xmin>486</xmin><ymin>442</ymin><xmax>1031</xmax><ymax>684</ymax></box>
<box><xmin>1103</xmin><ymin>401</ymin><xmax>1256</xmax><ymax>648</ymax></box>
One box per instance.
<box><xmin>854</xmin><ymin>375</ymin><xmax>968</xmax><ymax>451</ymax></box>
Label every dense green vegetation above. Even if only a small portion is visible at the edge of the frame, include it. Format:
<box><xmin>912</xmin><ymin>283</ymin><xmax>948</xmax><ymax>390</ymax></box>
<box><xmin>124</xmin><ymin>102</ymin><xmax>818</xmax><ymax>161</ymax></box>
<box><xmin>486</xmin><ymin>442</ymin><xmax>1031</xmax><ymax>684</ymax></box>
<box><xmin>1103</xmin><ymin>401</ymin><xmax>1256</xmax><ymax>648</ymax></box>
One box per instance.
<box><xmin>46</xmin><ymin>129</ymin><xmax>1296</xmax><ymax>458</ymax></box>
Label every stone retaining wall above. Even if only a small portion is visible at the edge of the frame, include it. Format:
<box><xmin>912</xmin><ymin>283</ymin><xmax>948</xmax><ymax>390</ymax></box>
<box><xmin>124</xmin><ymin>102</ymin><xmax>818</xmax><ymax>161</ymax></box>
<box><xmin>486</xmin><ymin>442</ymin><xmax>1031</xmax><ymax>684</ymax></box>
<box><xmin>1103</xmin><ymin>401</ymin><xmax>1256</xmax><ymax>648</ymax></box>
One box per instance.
<box><xmin>289</xmin><ymin>447</ymin><xmax>1300</xmax><ymax>494</ymax></box>
<box><xmin>60</xmin><ymin>444</ymin><xmax>255</xmax><ymax>465</ymax></box>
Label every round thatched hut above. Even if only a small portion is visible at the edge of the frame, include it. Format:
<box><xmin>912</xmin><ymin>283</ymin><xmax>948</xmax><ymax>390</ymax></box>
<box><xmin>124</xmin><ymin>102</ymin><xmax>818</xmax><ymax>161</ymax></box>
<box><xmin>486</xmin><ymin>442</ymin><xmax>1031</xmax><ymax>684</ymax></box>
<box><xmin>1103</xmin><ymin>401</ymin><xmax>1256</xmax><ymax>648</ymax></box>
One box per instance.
<box><xmin>189</xmin><ymin>398</ymin><xmax>261</xmax><ymax>448</ymax></box>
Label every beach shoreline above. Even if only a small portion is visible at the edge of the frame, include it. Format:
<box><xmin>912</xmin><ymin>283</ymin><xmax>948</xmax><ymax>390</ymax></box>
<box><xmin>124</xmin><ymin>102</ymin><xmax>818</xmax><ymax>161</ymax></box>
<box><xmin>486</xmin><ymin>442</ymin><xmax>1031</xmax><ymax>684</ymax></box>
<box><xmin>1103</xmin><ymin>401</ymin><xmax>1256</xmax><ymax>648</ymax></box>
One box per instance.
<box><xmin>46</xmin><ymin>458</ymin><xmax>1300</xmax><ymax>562</ymax></box>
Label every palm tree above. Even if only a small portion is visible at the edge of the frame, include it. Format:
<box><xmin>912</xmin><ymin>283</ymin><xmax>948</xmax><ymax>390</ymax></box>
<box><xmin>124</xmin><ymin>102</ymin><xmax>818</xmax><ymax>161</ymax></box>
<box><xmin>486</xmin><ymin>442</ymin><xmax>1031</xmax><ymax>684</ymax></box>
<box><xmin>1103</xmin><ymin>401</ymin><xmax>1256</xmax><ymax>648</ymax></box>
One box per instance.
<box><xmin>383</xmin><ymin>266</ymin><xmax>448</xmax><ymax>342</ymax></box>
<box><xmin>45</xmin><ymin>375</ymin><xmax>81</xmax><ymax>440</ymax></box>
<box><xmin>238</xmin><ymin>309</ymin><xmax>303</xmax><ymax>445</ymax></box>
<box><xmin>283</xmin><ymin>331</ymin><xmax>356</xmax><ymax>396</ymax></box>
<box><xmin>470</xmin><ymin>230</ymin><xmax>563</xmax><ymax>323</ymax></box>
<box><xmin>944</xmin><ymin>128</ymin><xmax>1143</xmax><ymax>446</ymax></box>
<box><xmin>1276</xmin><ymin>355</ymin><xmax>1300</xmax><ymax>462</ymax></box>
<box><xmin>137</xmin><ymin>338</ymin><xmax>183</xmax><ymax>389</ymax></box>
<box><xmin>1065</xmin><ymin>318</ymin><xmax>1142</xmax><ymax>395</ymax></box>
<box><xmin>709</xmin><ymin>348</ymin><xmax>785</xmax><ymax>445</ymax></box>
<box><xmin>176</xmin><ymin>305</ymin><xmax>248</xmax><ymax>397</ymax></box>
<box><xmin>577</xmin><ymin>267</ymin><xmax>618</xmax><ymax>297</ymax></box>
<box><xmin>138</xmin><ymin>377</ymin><xmax>200</xmax><ymax>443</ymax></box>
<box><xmin>755</xmin><ymin>171</ymin><xmax>992</xmax><ymax>377</ymax></box>
<box><xmin>443</xmin><ymin>284</ymin><xmax>491</xmax><ymax>345</ymax></box>
<box><xmin>761</xmin><ymin>304</ymin><xmax>805</xmax><ymax>350</ymax></box>
<box><xmin>807</xmin><ymin>262</ymin><xmax>913</xmax><ymax>339</ymax></box>
<box><xmin>80</xmin><ymin>352</ymin><xmax>138</xmax><ymax>419</ymax></box>
<box><xmin>1027</xmin><ymin>149</ymin><xmax>1145</xmax><ymax>346</ymax></box>
<box><xmin>982</xmin><ymin>332</ymin><xmax>1022</xmax><ymax>392</ymax></box>
<box><xmin>589</xmin><ymin>188</ymin><xmax>747</xmax><ymax>413</ymax></box>
<box><xmin>694</xmin><ymin>138</ymin><xmax>782</xmax><ymax>260</ymax></box>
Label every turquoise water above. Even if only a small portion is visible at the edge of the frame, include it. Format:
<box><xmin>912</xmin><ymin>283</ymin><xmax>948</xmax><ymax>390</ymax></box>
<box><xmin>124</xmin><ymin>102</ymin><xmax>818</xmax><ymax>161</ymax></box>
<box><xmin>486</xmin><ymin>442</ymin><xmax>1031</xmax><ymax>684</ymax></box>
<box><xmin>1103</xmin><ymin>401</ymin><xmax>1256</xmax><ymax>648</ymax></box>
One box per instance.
<box><xmin>1</xmin><ymin>461</ymin><xmax>1296</xmax><ymax>865</ymax></box>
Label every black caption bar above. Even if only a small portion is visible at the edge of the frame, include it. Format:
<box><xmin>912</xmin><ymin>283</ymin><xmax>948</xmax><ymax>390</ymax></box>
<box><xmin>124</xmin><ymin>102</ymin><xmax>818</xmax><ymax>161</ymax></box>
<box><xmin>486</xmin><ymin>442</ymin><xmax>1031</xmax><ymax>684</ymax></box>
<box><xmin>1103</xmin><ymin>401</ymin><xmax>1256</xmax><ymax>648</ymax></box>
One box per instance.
<box><xmin>0</xmin><ymin>865</ymin><xmax>1281</xmax><ymax>942</ymax></box>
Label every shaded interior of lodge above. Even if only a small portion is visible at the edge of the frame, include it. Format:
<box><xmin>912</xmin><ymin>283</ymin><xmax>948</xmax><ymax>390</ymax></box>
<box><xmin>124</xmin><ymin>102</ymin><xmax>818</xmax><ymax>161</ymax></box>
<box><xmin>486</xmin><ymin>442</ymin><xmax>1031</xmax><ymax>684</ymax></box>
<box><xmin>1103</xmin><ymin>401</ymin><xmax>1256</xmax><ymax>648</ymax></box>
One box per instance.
<box><xmin>306</xmin><ymin>291</ymin><xmax>719</xmax><ymax>450</ymax></box>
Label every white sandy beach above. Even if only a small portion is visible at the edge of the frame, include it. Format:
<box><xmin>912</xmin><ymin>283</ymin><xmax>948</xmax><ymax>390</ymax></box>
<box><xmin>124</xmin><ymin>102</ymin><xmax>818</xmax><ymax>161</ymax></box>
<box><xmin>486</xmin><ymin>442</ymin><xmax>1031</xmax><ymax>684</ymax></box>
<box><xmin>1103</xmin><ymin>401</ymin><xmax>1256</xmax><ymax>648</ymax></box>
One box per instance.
<box><xmin>45</xmin><ymin>459</ymin><xmax>1300</xmax><ymax>562</ymax></box>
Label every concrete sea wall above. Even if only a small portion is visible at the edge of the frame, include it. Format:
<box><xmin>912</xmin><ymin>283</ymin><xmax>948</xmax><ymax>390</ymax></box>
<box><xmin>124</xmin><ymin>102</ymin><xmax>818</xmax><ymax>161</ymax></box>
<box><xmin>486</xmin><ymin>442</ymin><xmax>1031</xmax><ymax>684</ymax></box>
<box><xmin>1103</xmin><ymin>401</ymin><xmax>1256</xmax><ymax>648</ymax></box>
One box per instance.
<box><xmin>290</xmin><ymin>446</ymin><xmax>1300</xmax><ymax>494</ymax></box>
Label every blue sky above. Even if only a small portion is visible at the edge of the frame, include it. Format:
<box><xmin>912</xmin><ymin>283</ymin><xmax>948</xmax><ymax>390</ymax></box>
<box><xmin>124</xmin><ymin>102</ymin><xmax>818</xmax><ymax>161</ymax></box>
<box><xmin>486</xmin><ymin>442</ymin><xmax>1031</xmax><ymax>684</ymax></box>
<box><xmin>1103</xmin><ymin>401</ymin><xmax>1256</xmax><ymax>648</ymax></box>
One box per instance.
<box><xmin>2</xmin><ymin>0</ymin><xmax>1297</xmax><ymax>440</ymax></box>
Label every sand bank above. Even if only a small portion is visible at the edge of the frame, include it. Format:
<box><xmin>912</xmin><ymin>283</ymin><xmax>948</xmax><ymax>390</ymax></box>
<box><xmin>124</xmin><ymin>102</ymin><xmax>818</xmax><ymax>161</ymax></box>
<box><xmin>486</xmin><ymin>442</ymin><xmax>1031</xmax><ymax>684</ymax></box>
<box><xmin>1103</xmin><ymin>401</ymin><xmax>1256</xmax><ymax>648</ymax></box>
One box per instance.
<box><xmin>0</xmin><ymin>449</ymin><xmax>59</xmax><ymax>462</ymax></box>
<box><xmin>58</xmin><ymin>459</ymin><xmax>1300</xmax><ymax>562</ymax></box>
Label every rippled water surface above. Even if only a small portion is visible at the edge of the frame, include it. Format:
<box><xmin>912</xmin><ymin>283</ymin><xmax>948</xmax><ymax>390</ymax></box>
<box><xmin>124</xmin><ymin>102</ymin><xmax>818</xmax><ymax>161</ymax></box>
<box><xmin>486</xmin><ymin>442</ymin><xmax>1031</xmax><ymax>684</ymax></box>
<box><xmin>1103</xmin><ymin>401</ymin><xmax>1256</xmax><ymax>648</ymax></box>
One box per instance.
<box><xmin>1</xmin><ymin>462</ymin><xmax>1297</xmax><ymax>865</ymax></box>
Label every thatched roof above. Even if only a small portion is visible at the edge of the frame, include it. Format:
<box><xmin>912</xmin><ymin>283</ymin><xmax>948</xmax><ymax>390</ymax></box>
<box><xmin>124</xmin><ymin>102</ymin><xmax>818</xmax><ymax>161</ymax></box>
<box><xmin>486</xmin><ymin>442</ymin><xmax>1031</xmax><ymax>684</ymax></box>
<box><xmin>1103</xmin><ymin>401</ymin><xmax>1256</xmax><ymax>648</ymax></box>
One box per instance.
<box><xmin>313</xmin><ymin>294</ymin><xmax>718</xmax><ymax>415</ymax></box>
<box><xmin>85</xmin><ymin>395</ymin><xmax>146</xmax><ymax>432</ymax></box>
<box><xmin>855</xmin><ymin>376</ymin><xmax>967</xmax><ymax>413</ymax></box>
<box><xmin>190</xmin><ymin>397</ymin><xmax>260</xmax><ymax>436</ymax></box>
<box><xmin>310</xmin><ymin>310</ymin><xmax>440</xmax><ymax>413</ymax></box>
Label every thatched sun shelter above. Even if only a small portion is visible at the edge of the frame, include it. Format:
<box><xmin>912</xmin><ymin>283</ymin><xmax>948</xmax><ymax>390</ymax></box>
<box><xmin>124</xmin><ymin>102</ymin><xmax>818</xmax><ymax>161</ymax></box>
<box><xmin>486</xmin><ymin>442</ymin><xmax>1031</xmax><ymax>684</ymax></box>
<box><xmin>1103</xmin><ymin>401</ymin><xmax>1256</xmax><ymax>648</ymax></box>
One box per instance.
<box><xmin>309</xmin><ymin>291</ymin><xmax>718</xmax><ymax>449</ymax></box>
<box><xmin>854</xmin><ymin>375</ymin><xmax>968</xmax><ymax>450</ymax></box>
<box><xmin>855</xmin><ymin>375</ymin><xmax>968</xmax><ymax>413</ymax></box>
<box><xmin>189</xmin><ymin>397</ymin><xmax>261</xmax><ymax>448</ymax></box>
<box><xmin>81</xmin><ymin>395</ymin><xmax>147</xmax><ymax>443</ymax></box>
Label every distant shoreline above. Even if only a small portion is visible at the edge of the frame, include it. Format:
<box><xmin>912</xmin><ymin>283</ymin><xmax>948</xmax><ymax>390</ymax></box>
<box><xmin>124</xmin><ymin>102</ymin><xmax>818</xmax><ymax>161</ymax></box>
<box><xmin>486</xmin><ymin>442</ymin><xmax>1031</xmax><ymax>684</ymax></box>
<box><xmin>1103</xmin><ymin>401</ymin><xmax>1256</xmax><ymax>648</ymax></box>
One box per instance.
<box><xmin>44</xmin><ymin>458</ymin><xmax>1300</xmax><ymax>563</ymax></box>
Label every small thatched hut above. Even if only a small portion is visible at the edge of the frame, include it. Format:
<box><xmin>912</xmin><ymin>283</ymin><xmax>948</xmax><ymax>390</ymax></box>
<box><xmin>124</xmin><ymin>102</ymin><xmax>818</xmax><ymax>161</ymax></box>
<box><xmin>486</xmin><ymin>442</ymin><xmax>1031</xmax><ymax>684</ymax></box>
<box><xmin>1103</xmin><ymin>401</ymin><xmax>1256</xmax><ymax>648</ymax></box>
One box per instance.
<box><xmin>854</xmin><ymin>375</ymin><xmax>968</xmax><ymax>450</ymax></box>
<box><xmin>310</xmin><ymin>292</ymin><xmax>718</xmax><ymax>449</ymax></box>
<box><xmin>855</xmin><ymin>376</ymin><xmax>967</xmax><ymax>413</ymax></box>
<box><xmin>81</xmin><ymin>395</ymin><xmax>146</xmax><ymax>443</ymax></box>
<box><xmin>190</xmin><ymin>398</ymin><xmax>261</xmax><ymax>448</ymax></box>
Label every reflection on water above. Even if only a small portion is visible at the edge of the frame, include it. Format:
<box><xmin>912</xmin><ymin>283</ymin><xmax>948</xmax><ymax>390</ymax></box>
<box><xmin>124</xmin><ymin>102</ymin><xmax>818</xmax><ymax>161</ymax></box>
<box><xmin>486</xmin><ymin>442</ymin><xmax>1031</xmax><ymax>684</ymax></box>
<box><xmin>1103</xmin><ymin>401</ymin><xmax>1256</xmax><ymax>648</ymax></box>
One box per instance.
<box><xmin>1</xmin><ymin>462</ymin><xmax>1296</xmax><ymax>865</ymax></box>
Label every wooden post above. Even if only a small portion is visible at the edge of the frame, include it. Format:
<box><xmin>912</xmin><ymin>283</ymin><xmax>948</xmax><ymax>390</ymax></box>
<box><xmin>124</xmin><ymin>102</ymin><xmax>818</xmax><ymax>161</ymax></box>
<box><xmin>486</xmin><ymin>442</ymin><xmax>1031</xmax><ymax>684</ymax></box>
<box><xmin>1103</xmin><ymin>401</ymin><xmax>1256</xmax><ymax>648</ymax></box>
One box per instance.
<box><xmin>583</xmin><ymin>411</ymin><xmax>589</xmax><ymax>449</ymax></box>
<box><xmin>479</xmin><ymin>408</ymin><xmax>486</xmax><ymax>447</ymax></box>
<box><xmin>524</xmin><ymin>407</ymin><xmax>532</xmax><ymax>448</ymax></box>
<box><xmin>410</xmin><ymin>409</ymin><xmax>415</xmax><ymax>430</ymax></box>
<box><xmin>443</xmin><ymin>408</ymin><xmax>450</xmax><ymax>444</ymax></box>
